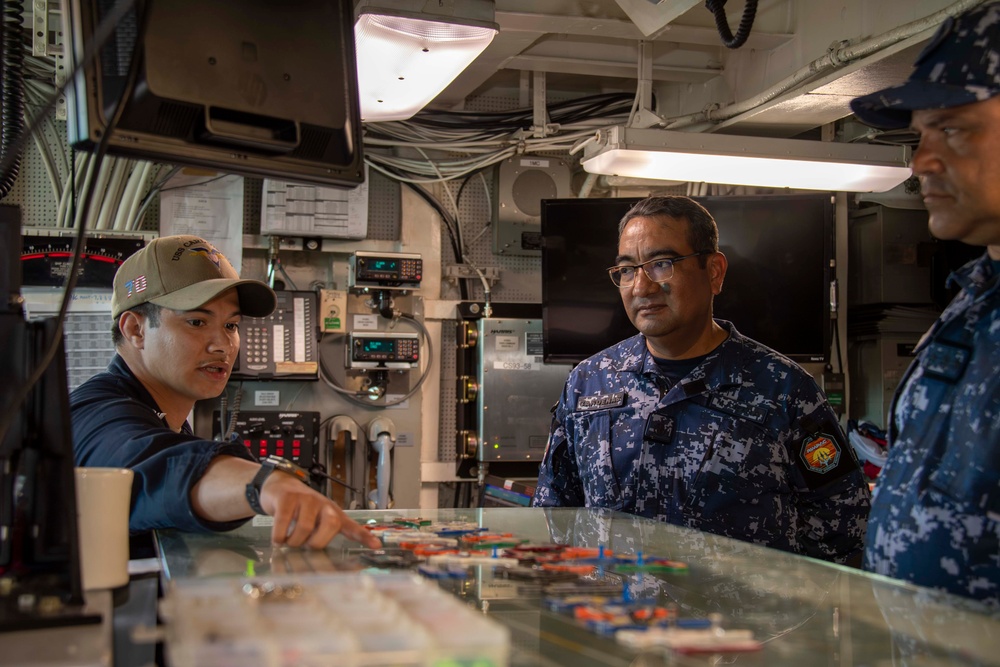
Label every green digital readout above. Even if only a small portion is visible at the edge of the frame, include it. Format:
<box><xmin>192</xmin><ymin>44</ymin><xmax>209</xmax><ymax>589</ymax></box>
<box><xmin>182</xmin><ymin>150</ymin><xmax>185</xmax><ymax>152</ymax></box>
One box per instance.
<box><xmin>362</xmin><ymin>339</ymin><xmax>394</xmax><ymax>353</ymax></box>
<box><xmin>369</xmin><ymin>259</ymin><xmax>398</xmax><ymax>272</ymax></box>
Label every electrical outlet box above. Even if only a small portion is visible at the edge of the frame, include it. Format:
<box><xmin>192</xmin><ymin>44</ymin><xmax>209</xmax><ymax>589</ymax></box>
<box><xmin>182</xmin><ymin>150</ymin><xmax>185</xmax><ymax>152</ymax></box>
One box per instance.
<box><xmin>319</xmin><ymin>289</ymin><xmax>347</xmax><ymax>332</ymax></box>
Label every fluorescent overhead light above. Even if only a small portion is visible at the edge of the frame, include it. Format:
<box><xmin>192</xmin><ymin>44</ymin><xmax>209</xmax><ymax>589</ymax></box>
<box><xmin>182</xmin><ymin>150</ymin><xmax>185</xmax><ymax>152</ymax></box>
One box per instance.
<box><xmin>582</xmin><ymin>126</ymin><xmax>912</xmax><ymax>192</ymax></box>
<box><xmin>354</xmin><ymin>0</ymin><xmax>498</xmax><ymax>123</ymax></box>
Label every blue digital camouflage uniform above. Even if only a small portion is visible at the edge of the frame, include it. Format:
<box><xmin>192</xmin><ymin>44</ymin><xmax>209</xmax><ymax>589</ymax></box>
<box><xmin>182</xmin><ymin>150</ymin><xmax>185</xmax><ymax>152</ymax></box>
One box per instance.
<box><xmin>533</xmin><ymin>320</ymin><xmax>871</xmax><ymax>564</ymax></box>
<box><xmin>865</xmin><ymin>253</ymin><xmax>1000</xmax><ymax>608</ymax></box>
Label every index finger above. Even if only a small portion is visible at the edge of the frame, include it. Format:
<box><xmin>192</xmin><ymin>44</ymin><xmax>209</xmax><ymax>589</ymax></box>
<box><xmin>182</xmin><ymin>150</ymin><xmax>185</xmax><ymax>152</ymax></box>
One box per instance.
<box><xmin>338</xmin><ymin>514</ymin><xmax>381</xmax><ymax>548</ymax></box>
<box><xmin>270</xmin><ymin>504</ymin><xmax>296</xmax><ymax>546</ymax></box>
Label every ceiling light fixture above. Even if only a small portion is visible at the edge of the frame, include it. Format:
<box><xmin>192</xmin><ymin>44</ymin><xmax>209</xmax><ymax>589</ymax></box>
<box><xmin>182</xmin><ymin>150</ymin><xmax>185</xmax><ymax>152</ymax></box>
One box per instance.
<box><xmin>354</xmin><ymin>0</ymin><xmax>499</xmax><ymax>123</ymax></box>
<box><xmin>581</xmin><ymin>126</ymin><xmax>912</xmax><ymax>192</ymax></box>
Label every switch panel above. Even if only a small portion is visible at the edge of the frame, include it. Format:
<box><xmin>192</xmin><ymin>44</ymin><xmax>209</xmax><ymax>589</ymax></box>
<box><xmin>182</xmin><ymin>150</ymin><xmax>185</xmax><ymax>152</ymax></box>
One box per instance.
<box><xmin>212</xmin><ymin>410</ymin><xmax>319</xmax><ymax>467</ymax></box>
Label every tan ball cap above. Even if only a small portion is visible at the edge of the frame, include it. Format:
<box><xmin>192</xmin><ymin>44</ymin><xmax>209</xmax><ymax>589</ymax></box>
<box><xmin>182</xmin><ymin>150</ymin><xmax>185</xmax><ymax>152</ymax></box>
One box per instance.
<box><xmin>111</xmin><ymin>235</ymin><xmax>276</xmax><ymax>319</ymax></box>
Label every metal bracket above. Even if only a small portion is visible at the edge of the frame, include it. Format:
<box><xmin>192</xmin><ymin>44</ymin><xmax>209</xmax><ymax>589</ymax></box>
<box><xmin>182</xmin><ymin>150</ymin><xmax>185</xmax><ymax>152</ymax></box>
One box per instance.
<box><xmin>32</xmin><ymin>0</ymin><xmax>48</xmax><ymax>56</ymax></box>
<box><xmin>33</xmin><ymin>0</ymin><xmax>70</xmax><ymax>120</ymax></box>
<box><xmin>628</xmin><ymin>41</ymin><xmax>667</xmax><ymax>129</ymax></box>
<box><xmin>532</xmin><ymin>71</ymin><xmax>550</xmax><ymax>138</ymax></box>
<box><xmin>443</xmin><ymin>264</ymin><xmax>500</xmax><ymax>285</ymax></box>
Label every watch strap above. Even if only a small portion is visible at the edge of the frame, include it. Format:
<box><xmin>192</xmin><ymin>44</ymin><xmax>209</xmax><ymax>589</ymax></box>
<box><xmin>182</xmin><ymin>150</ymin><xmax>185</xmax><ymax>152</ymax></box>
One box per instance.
<box><xmin>245</xmin><ymin>460</ymin><xmax>277</xmax><ymax>515</ymax></box>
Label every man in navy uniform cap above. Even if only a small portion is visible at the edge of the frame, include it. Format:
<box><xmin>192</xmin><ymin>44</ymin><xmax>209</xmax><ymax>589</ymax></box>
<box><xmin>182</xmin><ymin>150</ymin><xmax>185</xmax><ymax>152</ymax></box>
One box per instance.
<box><xmin>851</xmin><ymin>1</ymin><xmax>1000</xmax><ymax>607</ymax></box>
<box><xmin>72</xmin><ymin>235</ymin><xmax>380</xmax><ymax>550</ymax></box>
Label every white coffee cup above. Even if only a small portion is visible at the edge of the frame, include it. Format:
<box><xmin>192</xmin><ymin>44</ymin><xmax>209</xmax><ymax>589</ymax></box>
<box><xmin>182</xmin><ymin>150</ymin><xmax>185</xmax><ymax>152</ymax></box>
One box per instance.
<box><xmin>74</xmin><ymin>467</ymin><xmax>134</xmax><ymax>590</ymax></box>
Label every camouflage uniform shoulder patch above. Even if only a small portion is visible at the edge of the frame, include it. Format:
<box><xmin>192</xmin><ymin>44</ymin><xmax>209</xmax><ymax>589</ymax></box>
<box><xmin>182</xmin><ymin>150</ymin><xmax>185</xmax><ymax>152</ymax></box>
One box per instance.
<box><xmin>795</xmin><ymin>433</ymin><xmax>854</xmax><ymax>489</ymax></box>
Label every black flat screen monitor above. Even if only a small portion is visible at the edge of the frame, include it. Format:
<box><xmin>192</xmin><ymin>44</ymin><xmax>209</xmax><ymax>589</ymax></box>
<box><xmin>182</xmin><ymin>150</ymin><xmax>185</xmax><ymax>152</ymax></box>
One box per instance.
<box><xmin>541</xmin><ymin>195</ymin><xmax>834</xmax><ymax>364</ymax></box>
<box><xmin>66</xmin><ymin>0</ymin><xmax>364</xmax><ymax>187</ymax></box>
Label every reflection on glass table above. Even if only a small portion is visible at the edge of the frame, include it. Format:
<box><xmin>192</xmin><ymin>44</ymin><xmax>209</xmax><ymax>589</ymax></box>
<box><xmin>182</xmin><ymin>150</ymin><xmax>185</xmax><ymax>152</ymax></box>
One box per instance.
<box><xmin>155</xmin><ymin>507</ymin><xmax>1000</xmax><ymax>667</ymax></box>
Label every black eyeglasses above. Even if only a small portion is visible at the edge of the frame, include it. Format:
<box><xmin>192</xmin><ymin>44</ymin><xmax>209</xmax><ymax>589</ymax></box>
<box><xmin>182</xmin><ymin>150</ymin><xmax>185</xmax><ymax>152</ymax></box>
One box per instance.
<box><xmin>607</xmin><ymin>251</ymin><xmax>712</xmax><ymax>288</ymax></box>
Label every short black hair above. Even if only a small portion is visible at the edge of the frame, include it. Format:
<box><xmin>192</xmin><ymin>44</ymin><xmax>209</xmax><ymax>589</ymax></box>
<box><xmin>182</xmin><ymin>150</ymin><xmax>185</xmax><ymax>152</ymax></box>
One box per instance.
<box><xmin>111</xmin><ymin>302</ymin><xmax>162</xmax><ymax>347</ymax></box>
<box><xmin>618</xmin><ymin>196</ymin><xmax>719</xmax><ymax>265</ymax></box>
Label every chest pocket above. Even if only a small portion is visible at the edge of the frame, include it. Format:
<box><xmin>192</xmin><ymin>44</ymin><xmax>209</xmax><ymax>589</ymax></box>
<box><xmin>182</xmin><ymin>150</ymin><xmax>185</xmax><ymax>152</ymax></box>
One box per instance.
<box><xmin>569</xmin><ymin>409</ymin><xmax>624</xmax><ymax>511</ymax></box>
<box><xmin>891</xmin><ymin>332</ymin><xmax>1000</xmax><ymax>515</ymax></box>
<box><xmin>683</xmin><ymin>408</ymin><xmax>786</xmax><ymax>526</ymax></box>
<box><xmin>923</xmin><ymin>370</ymin><xmax>1000</xmax><ymax>515</ymax></box>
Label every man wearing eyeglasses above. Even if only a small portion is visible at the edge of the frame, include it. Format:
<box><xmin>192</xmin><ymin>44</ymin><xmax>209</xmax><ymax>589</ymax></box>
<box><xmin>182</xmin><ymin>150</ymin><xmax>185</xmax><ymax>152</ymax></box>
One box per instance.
<box><xmin>533</xmin><ymin>196</ymin><xmax>870</xmax><ymax>565</ymax></box>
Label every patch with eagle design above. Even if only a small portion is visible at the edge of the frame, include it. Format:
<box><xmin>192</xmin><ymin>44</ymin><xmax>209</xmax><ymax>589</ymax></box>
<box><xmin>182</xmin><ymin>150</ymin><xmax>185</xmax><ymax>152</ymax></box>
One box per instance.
<box><xmin>800</xmin><ymin>434</ymin><xmax>841</xmax><ymax>474</ymax></box>
<box><xmin>794</xmin><ymin>432</ymin><xmax>857</xmax><ymax>490</ymax></box>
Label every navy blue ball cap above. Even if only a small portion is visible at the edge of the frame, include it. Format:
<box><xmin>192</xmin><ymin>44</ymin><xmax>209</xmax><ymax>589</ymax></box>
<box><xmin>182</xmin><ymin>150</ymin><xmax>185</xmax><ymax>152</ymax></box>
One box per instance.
<box><xmin>851</xmin><ymin>2</ymin><xmax>1000</xmax><ymax>129</ymax></box>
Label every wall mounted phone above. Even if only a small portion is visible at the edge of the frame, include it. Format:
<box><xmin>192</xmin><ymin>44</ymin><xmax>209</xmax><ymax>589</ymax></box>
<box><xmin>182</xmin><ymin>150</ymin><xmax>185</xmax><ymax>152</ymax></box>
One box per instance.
<box><xmin>232</xmin><ymin>290</ymin><xmax>319</xmax><ymax>380</ymax></box>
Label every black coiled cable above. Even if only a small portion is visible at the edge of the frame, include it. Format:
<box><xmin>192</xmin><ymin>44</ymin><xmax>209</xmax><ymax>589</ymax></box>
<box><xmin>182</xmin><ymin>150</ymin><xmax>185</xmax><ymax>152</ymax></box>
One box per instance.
<box><xmin>0</xmin><ymin>0</ymin><xmax>25</xmax><ymax>199</ymax></box>
<box><xmin>705</xmin><ymin>0</ymin><xmax>759</xmax><ymax>49</ymax></box>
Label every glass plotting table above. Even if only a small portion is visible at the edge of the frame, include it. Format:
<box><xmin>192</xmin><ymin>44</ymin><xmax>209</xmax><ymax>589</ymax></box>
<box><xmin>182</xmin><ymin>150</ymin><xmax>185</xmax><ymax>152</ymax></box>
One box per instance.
<box><xmin>155</xmin><ymin>507</ymin><xmax>1000</xmax><ymax>666</ymax></box>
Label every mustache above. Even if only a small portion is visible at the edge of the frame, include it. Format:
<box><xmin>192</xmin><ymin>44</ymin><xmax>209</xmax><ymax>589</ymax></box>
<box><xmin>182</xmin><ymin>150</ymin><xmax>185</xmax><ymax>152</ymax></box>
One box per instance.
<box><xmin>632</xmin><ymin>283</ymin><xmax>671</xmax><ymax>304</ymax></box>
<box><xmin>920</xmin><ymin>176</ymin><xmax>948</xmax><ymax>195</ymax></box>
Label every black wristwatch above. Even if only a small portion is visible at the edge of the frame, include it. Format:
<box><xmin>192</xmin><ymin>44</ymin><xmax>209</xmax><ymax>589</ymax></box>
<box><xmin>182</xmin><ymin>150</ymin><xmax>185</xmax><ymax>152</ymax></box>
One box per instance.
<box><xmin>245</xmin><ymin>455</ymin><xmax>310</xmax><ymax>515</ymax></box>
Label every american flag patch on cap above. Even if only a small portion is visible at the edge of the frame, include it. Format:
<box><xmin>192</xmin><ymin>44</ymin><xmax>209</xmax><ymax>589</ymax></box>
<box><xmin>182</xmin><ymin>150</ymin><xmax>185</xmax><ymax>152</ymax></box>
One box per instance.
<box><xmin>126</xmin><ymin>275</ymin><xmax>147</xmax><ymax>298</ymax></box>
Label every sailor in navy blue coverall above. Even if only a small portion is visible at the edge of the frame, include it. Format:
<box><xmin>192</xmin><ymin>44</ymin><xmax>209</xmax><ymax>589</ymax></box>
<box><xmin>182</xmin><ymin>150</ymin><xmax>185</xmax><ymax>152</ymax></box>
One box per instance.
<box><xmin>71</xmin><ymin>235</ymin><xmax>379</xmax><ymax>549</ymax></box>
<box><xmin>73</xmin><ymin>354</ymin><xmax>259</xmax><ymax>533</ymax></box>
<box><xmin>533</xmin><ymin>196</ymin><xmax>870</xmax><ymax>565</ymax></box>
<box><xmin>850</xmin><ymin>2</ymin><xmax>1000</xmax><ymax>608</ymax></box>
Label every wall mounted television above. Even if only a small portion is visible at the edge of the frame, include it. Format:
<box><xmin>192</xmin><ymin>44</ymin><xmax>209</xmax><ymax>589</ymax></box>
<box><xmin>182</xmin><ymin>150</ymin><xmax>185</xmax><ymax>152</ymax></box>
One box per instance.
<box><xmin>65</xmin><ymin>0</ymin><xmax>364</xmax><ymax>188</ymax></box>
<box><xmin>541</xmin><ymin>195</ymin><xmax>834</xmax><ymax>364</ymax></box>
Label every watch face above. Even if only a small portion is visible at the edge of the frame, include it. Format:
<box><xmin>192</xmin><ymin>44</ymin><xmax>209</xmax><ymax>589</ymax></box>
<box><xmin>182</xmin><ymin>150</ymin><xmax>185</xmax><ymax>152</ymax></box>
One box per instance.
<box><xmin>264</xmin><ymin>456</ymin><xmax>308</xmax><ymax>482</ymax></box>
<box><xmin>264</xmin><ymin>455</ymin><xmax>292</xmax><ymax>471</ymax></box>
